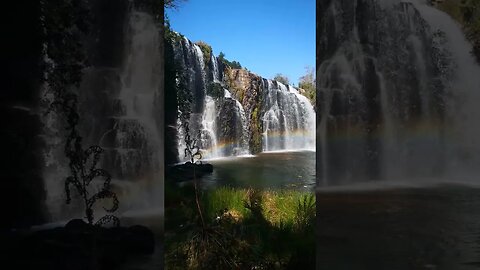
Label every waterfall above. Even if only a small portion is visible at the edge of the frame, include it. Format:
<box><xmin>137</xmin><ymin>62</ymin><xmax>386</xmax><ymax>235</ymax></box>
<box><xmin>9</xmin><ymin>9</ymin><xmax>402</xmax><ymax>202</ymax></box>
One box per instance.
<box><xmin>112</xmin><ymin>10</ymin><xmax>163</xmax><ymax>211</ymax></box>
<box><xmin>168</xmin><ymin>33</ymin><xmax>316</xmax><ymax>162</ymax></box>
<box><xmin>318</xmin><ymin>0</ymin><xmax>480</xmax><ymax>186</ymax></box>
<box><xmin>114</xmin><ymin>11</ymin><xmax>161</xmax><ymax>178</ymax></box>
<box><xmin>224</xmin><ymin>89</ymin><xmax>249</xmax><ymax>156</ymax></box>
<box><xmin>211</xmin><ymin>53</ymin><xmax>221</xmax><ymax>82</ymax></box>
<box><xmin>262</xmin><ymin>80</ymin><xmax>316</xmax><ymax>152</ymax></box>
<box><xmin>42</xmin><ymin>9</ymin><xmax>163</xmax><ymax>221</ymax></box>
<box><xmin>171</xmin><ymin>35</ymin><xmax>316</xmax><ymax>160</ymax></box>
<box><xmin>201</xmin><ymin>96</ymin><xmax>220</xmax><ymax>158</ymax></box>
<box><xmin>410</xmin><ymin>0</ymin><xmax>480</xmax><ymax>179</ymax></box>
<box><xmin>42</xmin><ymin>91</ymin><xmax>71</xmax><ymax>220</ymax></box>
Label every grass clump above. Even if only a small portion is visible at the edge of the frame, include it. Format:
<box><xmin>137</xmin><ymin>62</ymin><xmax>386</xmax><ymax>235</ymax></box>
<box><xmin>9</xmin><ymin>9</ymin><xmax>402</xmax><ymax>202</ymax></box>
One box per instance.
<box><xmin>165</xmin><ymin>182</ymin><xmax>316</xmax><ymax>269</ymax></box>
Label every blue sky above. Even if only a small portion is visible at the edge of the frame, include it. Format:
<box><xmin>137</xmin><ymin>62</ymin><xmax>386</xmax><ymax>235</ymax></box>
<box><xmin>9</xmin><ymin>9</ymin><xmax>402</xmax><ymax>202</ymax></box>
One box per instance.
<box><xmin>166</xmin><ymin>0</ymin><xmax>315</xmax><ymax>86</ymax></box>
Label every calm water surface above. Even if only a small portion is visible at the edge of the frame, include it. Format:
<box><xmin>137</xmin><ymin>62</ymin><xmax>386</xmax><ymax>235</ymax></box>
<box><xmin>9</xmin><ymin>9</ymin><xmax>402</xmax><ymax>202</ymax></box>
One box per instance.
<box><xmin>199</xmin><ymin>150</ymin><xmax>316</xmax><ymax>190</ymax></box>
<box><xmin>318</xmin><ymin>184</ymin><xmax>480</xmax><ymax>270</ymax></box>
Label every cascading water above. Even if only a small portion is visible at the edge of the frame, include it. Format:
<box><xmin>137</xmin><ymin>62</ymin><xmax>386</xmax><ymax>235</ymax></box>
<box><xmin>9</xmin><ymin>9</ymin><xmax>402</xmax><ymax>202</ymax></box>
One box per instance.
<box><xmin>262</xmin><ymin>80</ymin><xmax>316</xmax><ymax>152</ymax></box>
<box><xmin>318</xmin><ymin>0</ymin><xmax>480</xmax><ymax>186</ymax></box>
<box><xmin>223</xmin><ymin>89</ymin><xmax>249</xmax><ymax>156</ymax></box>
<box><xmin>170</xmin><ymin>35</ymin><xmax>316</xmax><ymax>161</ymax></box>
<box><xmin>111</xmin><ymin>10</ymin><xmax>163</xmax><ymax>209</ymax></box>
<box><xmin>410</xmin><ymin>0</ymin><xmax>480</xmax><ymax>180</ymax></box>
<box><xmin>201</xmin><ymin>96</ymin><xmax>220</xmax><ymax>158</ymax></box>
<box><xmin>211</xmin><ymin>53</ymin><xmax>221</xmax><ymax>82</ymax></box>
<box><xmin>42</xmin><ymin>92</ymin><xmax>71</xmax><ymax>221</ymax></box>
<box><xmin>172</xmin><ymin>37</ymin><xmax>223</xmax><ymax>159</ymax></box>
<box><xmin>42</xmin><ymin>9</ymin><xmax>163</xmax><ymax>222</ymax></box>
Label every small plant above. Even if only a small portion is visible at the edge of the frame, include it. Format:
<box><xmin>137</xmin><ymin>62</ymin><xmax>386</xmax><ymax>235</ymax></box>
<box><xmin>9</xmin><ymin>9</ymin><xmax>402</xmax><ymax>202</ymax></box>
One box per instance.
<box><xmin>183</xmin><ymin>125</ymin><xmax>203</xmax><ymax>164</ymax></box>
<box><xmin>42</xmin><ymin>0</ymin><xmax>118</xmax><ymax>227</ymax></box>
<box><xmin>64</xmin><ymin>144</ymin><xmax>119</xmax><ymax>226</ymax></box>
<box><xmin>294</xmin><ymin>194</ymin><xmax>315</xmax><ymax>231</ymax></box>
<box><xmin>51</xmin><ymin>97</ymin><xmax>119</xmax><ymax>226</ymax></box>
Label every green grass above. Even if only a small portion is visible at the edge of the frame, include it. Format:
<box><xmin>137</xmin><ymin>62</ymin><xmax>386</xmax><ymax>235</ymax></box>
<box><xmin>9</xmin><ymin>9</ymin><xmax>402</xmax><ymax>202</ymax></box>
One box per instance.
<box><xmin>201</xmin><ymin>187</ymin><xmax>315</xmax><ymax>228</ymax></box>
<box><xmin>202</xmin><ymin>187</ymin><xmax>250</xmax><ymax>220</ymax></box>
<box><xmin>165</xmin><ymin>182</ymin><xmax>315</xmax><ymax>269</ymax></box>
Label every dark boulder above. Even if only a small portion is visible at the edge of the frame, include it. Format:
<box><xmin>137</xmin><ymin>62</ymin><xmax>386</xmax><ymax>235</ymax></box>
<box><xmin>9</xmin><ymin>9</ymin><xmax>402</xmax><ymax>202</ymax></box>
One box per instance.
<box><xmin>167</xmin><ymin>162</ymin><xmax>214</xmax><ymax>182</ymax></box>
<box><xmin>1</xmin><ymin>220</ymin><xmax>156</xmax><ymax>270</ymax></box>
<box><xmin>65</xmin><ymin>219</ymin><xmax>91</xmax><ymax>232</ymax></box>
<box><xmin>125</xmin><ymin>225</ymin><xmax>155</xmax><ymax>254</ymax></box>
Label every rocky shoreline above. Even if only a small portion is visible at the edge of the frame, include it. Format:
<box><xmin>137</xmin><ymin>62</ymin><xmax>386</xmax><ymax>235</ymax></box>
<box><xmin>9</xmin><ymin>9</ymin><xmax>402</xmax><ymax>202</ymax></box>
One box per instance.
<box><xmin>1</xmin><ymin>219</ymin><xmax>155</xmax><ymax>270</ymax></box>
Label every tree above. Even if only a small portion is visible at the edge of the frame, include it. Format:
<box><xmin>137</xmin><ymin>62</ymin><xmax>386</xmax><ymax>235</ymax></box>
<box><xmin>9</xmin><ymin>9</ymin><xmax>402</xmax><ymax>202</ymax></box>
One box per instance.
<box><xmin>218</xmin><ymin>51</ymin><xmax>226</xmax><ymax>61</ymax></box>
<box><xmin>298</xmin><ymin>66</ymin><xmax>316</xmax><ymax>107</ymax></box>
<box><xmin>273</xmin><ymin>73</ymin><xmax>290</xmax><ymax>85</ymax></box>
<box><xmin>165</xmin><ymin>0</ymin><xmax>186</xmax><ymax>9</ymax></box>
<box><xmin>218</xmin><ymin>52</ymin><xmax>242</xmax><ymax>69</ymax></box>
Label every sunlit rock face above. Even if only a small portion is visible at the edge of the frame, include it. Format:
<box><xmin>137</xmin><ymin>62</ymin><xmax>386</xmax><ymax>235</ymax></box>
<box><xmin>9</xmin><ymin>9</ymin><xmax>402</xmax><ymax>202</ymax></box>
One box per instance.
<box><xmin>317</xmin><ymin>0</ymin><xmax>480</xmax><ymax>186</ymax></box>
<box><xmin>168</xmin><ymin>36</ymin><xmax>316</xmax><ymax>162</ymax></box>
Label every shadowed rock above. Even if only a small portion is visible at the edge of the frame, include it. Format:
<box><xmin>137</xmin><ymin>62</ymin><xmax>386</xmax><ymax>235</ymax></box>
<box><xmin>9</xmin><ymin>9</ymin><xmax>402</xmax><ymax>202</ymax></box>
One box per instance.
<box><xmin>167</xmin><ymin>162</ymin><xmax>214</xmax><ymax>182</ymax></box>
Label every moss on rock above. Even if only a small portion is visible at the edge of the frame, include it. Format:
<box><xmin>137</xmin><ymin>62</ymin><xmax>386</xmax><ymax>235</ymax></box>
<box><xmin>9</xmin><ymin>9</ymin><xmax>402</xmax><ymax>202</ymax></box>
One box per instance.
<box><xmin>223</xmin><ymin>68</ymin><xmax>265</xmax><ymax>153</ymax></box>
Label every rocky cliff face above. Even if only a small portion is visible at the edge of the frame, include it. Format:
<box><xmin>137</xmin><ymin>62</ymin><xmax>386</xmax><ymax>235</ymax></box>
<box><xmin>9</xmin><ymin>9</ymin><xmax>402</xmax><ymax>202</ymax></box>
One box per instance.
<box><xmin>225</xmin><ymin>68</ymin><xmax>264</xmax><ymax>153</ymax></box>
<box><xmin>166</xmin><ymin>34</ymin><xmax>315</xmax><ymax>163</ymax></box>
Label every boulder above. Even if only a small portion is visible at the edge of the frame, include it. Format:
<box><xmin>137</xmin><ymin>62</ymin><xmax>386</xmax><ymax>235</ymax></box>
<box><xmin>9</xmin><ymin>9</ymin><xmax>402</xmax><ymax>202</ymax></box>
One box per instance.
<box><xmin>1</xmin><ymin>220</ymin><xmax>156</xmax><ymax>270</ymax></box>
<box><xmin>168</xmin><ymin>162</ymin><xmax>214</xmax><ymax>182</ymax></box>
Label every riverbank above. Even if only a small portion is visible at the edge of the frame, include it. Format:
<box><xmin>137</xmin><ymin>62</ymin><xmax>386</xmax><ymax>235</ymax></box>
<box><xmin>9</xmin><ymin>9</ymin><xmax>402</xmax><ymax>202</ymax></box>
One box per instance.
<box><xmin>0</xmin><ymin>219</ymin><xmax>156</xmax><ymax>270</ymax></box>
<box><xmin>165</xmin><ymin>183</ymin><xmax>315</xmax><ymax>269</ymax></box>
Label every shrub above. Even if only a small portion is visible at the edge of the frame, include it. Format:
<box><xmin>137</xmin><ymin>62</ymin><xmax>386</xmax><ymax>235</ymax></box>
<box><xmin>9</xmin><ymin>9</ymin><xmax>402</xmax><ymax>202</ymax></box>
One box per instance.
<box><xmin>207</xmin><ymin>82</ymin><xmax>224</xmax><ymax>100</ymax></box>
<box><xmin>195</xmin><ymin>41</ymin><xmax>212</xmax><ymax>66</ymax></box>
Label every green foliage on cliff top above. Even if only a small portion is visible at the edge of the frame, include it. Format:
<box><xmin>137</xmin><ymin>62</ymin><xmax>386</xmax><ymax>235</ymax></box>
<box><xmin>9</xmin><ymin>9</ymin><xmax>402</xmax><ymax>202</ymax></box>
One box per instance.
<box><xmin>273</xmin><ymin>73</ymin><xmax>290</xmax><ymax>85</ymax></box>
<box><xmin>164</xmin><ymin>19</ymin><xmax>184</xmax><ymax>43</ymax></box>
<box><xmin>195</xmin><ymin>41</ymin><xmax>212</xmax><ymax>66</ymax></box>
<box><xmin>165</xmin><ymin>0</ymin><xmax>187</xmax><ymax>9</ymax></box>
<box><xmin>298</xmin><ymin>66</ymin><xmax>316</xmax><ymax>108</ymax></box>
<box><xmin>437</xmin><ymin>0</ymin><xmax>480</xmax><ymax>61</ymax></box>
<box><xmin>218</xmin><ymin>51</ymin><xmax>242</xmax><ymax>69</ymax></box>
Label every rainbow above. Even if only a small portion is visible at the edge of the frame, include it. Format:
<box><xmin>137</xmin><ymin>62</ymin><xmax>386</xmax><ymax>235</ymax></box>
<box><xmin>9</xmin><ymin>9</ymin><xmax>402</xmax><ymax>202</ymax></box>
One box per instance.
<box><xmin>199</xmin><ymin>128</ymin><xmax>316</xmax><ymax>158</ymax></box>
<box><xmin>322</xmin><ymin>119</ymin><xmax>450</xmax><ymax>143</ymax></box>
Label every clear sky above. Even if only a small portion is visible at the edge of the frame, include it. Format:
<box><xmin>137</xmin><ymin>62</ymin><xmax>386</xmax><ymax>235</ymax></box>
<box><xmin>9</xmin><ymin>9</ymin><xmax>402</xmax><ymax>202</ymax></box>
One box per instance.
<box><xmin>165</xmin><ymin>0</ymin><xmax>315</xmax><ymax>86</ymax></box>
